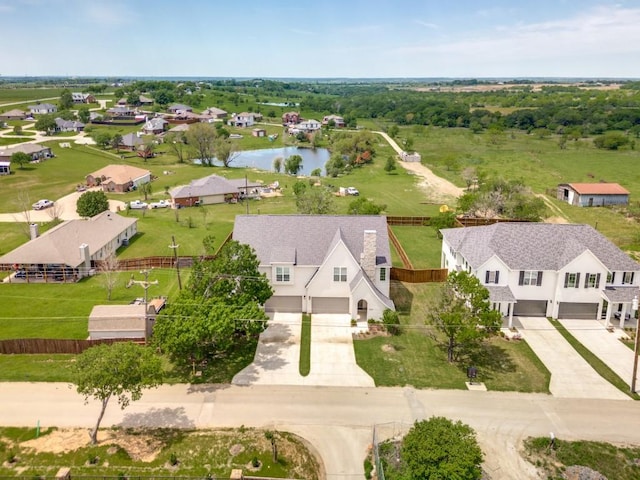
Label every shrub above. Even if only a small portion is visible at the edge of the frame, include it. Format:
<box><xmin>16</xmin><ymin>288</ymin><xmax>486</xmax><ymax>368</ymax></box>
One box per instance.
<box><xmin>382</xmin><ymin>309</ymin><xmax>401</xmax><ymax>335</ymax></box>
<box><xmin>169</xmin><ymin>452</ymin><xmax>178</xmax><ymax>466</ymax></box>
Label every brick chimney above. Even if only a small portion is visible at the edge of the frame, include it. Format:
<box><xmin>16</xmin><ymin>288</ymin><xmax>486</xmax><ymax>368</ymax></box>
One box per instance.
<box><xmin>360</xmin><ymin>230</ymin><xmax>377</xmax><ymax>279</ymax></box>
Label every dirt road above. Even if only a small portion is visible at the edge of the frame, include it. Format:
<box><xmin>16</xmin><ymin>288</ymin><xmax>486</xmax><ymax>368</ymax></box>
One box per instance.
<box><xmin>374</xmin><ymin>130</ymin><xmax>464</xmax><ymax>203</ymax></box>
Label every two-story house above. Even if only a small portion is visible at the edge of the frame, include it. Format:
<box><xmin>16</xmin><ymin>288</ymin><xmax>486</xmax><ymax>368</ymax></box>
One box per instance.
<box><xmin>441</xmin><ymin>223</ymin><xmax>640</xmax><ymax>328</ymax></box>
<box><xmin>233</xmin><ymin>215</ymin><xmax>394</xmax><ymax>321</ymax></box>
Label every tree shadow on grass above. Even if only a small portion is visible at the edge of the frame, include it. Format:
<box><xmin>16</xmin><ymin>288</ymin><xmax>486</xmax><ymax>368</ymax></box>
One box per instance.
<box><xmin>458</xmin><ymin>341</ymin><xmax>516</xmax><ymax>382</ymax></box>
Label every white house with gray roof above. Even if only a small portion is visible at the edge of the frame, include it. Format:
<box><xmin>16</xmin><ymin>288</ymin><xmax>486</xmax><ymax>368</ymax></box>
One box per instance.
<box><xmin>170</xmin><ymin>174</ymin><xmax>262</xmax><ymax>207</ymax></box>
<box><xmin>233</xmin><ymin>215</ymin><xmax>394</xmax><ymax>320</ymax></box>
<box><xmin>441</xmin><ymin>223</ymin><xmax>640</xmax><ymax>327</ymax></box>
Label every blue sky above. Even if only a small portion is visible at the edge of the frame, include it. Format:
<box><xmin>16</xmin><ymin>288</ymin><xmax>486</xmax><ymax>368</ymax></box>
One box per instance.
<box><xmin>2</xmin><ymin>0</ymin><xmax>640</xmax><ymax>78</ymax></box>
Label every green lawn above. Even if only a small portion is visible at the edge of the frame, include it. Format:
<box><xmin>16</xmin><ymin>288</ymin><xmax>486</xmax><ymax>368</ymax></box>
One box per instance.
<box><xmin>0</xmin><ymin>269</ymin><xmax>183</xmax><ymax>340</ymax></box>
<box><xmin>354</xmin><ymin>282</ymin><xmax>551</xmax><ymax>392</ymax></box>
<box><xmin>0</xmin><ymin>88</ymin><xmax>62</xmax><ymax>104</ymax></box>
<box><xmin>390</xmin><ymin>226</ymin><xmax>442</xmax><ymax>268</ymax></box>
<box><xmin>0</xmin><ymin>137</ymin><xmax>30</xmax><ymax>146</ymax></box>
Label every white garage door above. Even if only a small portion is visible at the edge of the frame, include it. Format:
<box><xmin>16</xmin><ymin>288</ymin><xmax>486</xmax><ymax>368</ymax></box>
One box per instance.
<box><xmin>558</xmin><ymin>302</ymin><xmax>598</xmax><ymax>319</ymax></box>
<box><xmin>514</xmin><ymin>300</ymin><xmax>547</xmax><ymax>317</ymax></box>
<box><xmin>312</xmin><ymin>297</ymin><xmax>350</xmax><ymax>314</ymax></box>
<box><xmin>264</xmin><ymin>296</ymin><xmax>302</xmax><ymax>313</ymax></box>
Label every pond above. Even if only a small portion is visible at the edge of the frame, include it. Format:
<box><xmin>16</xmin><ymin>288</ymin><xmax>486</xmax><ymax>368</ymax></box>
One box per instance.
<box><xmin>195</xmin><ymin>147</ymin><xmax>331</xmax><ymax>176</ymax></box>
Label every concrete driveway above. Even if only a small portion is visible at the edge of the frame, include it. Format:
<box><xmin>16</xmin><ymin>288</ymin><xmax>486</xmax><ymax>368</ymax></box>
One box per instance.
<box><xmin>233</xmin><ymin>313</ymin><xmax>374</xmax><ymax>387</ymax></box>
<box><xmin>560</xmin><ymin>318</ymin><xmax>638</xmax><ymax>389</ymax></box>
<box><xmin>516</xmin><ymin>317</ymin><xmax>629</xmax><ymax>400</ymax></box>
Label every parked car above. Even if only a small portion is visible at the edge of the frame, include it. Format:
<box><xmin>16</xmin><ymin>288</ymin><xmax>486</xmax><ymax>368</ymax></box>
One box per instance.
<box><xmin>149</xmin><ymin>199</ymin><xmax>170</xmax><ymax>209</ymax></box>
<box><xmin>32</xmin><ymin>199</ymin><xmax>54</xmax><ymax>210</ymax></box>
<box><xmin>346</xmin><ymin>187</ymin><xmax>359</xmax><ymax>196</ymax></box>
<box><xmin>128</xmin><ymin>200</ymin><xmax>148</xmax><ymax>210</ymax></box>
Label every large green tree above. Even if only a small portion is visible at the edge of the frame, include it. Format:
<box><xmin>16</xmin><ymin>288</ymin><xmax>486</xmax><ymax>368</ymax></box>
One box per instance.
<box><xmin>296</xmin><ymin>187</ymin><xmax>337</xmax><ymax>214</ymax></box>
<box><xmin>284</xmin><ymin>154</ymin><xmax>303</xmax><ymax>175</ymax></box>
<box><xmin>34</xmin><ymin>114</ymin><xmax>57</xmax><ymax>135</ymax></box>
<box><xmin>400</xmin><ymin>417</ymin><xmax>483</xmax><ymax>479</ymax></box>
<box><xmin>11</xmin><ymin>151</ymin><xmax>31</xmax><ymax>170</ymax></box>
<box><xmin>186</xmin><ymin>122</ymin><xmax>217</xmax><ymax>166</ymax></box>
<box><xmin>348</xmin><ymin>197</ymin><xmax>386</xmax><ymax>215</ymax></box>
<box><xmin>77</xmin><ymin>190</ymin><xmax>109</xmax><ymax>217</ymax></box>
<box><xmin>428</xmin><ymin>271</ymin><xmax>502</xmax><ymax>363</ymax></box>
<box><xmin>59</xmin><ymin>89</ymin><xmax>73</xmax><ymax>110</ymax></box>
<box><xmin>73</xmin><ymin>342</ymin><xmax>163</xmax><ymax>445</ymax></box>
<box><xmin>154</xmin><ymin>240</ymin><xmax>272</xmax><ymax>365</ymax></box>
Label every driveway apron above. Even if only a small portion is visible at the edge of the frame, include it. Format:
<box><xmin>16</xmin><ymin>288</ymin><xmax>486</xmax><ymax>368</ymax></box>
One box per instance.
<box><xmin>560</xmin><ymin>318</ymin><xmax>637</xmax><ymax>389</ymax></box>
<box><xmin>517</xmin><ymin>317</ymin><xmax>629</xmax><ymax>400</ymax></box>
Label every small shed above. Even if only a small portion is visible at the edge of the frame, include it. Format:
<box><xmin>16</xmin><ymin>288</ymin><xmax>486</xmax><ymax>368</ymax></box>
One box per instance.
<box><xmin>557</xmin><ymin>183</ymin><xmax>629</xmax><ymax>207</ymax></box>
<box><xmin>252</xmin><ymin>128</ymin><xmax>266</xmax><ymax>137</ymax></box>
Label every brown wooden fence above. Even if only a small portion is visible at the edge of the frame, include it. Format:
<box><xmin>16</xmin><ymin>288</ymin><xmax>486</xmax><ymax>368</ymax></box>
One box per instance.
<box><xmin>387</xmin><ymin>215</ymin><xmax>530</xmax><ymax>227</ymax></box>
<box><xmin>0</xmin><ymin>337</ymin><xmax>145</xmax><ymax>355</ymax></box>
<box><xmin>391</xmin><ymin>267</ymin><xmax>448</xmax><ymax>283</ymax></box>
<box><xmin>387</xmin><ymin>216</ymin><xmax>430</xmax><ymax>226</ymax></box>
<box><xmin>387</xmin><ymin>225</ymin><xmax>413</xmax><ymax>269</ymax></box>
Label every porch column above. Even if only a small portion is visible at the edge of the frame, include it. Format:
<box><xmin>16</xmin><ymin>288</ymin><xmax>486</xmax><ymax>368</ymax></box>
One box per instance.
<box><xmin>508</xmin><ymin>302</ymin><xmax>514</xmax><ymax>329</ymax></box>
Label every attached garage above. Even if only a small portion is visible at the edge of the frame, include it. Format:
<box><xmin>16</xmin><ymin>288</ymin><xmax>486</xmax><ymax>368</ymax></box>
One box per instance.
<box><xmin>558</xmin><ymin>302</ymin><xmax>598</xmax><ymax>319</ymax></box>
<box><xmin>311</xmin><ymin>297</ymin><xmax>350</xmax><ymax>314</ymax></box>
<box><xmin>513</xmin><ymin>300</ymin><xmax>547</xmax><ymax>317</ymax></box>
<box><xmin>264</xmin><ymin>296</ymin><xmax>302</xmax><ymax>313</ymax></box>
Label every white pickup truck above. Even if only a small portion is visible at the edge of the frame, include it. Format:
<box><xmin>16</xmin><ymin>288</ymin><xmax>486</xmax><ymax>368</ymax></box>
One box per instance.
<box><xmin>128</xmin><ymin>200</ymin><xmax>148</xmax><ymax>209</ymax></box>
<box><xmin>149</xmin><ymin>200</ymin><xmax>171</xmax><ymax>209</ymax></box>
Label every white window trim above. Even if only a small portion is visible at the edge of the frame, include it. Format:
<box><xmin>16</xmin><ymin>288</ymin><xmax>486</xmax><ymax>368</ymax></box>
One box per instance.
<box><xmin>273</xmin><ymin>265</ymin><xmax>293</xmax><ymax>284</ymax></box>
<box><xmin>333</xmin><ymin>266</ymin><xmax>347</xmax><ymax>282</ymax></box>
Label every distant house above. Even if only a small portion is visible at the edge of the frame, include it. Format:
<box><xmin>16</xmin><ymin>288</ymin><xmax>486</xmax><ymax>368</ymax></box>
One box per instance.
<box><xmin>252</xmin><ymin>128</ymin><xmax>266</xmax><ymax>137</ymax></box>
<box><xmin>557</xmin><ymin>183</ymin><xmax>630</xmax><ymax>207</ymax></box>
<box><xmin>139</xmin><ymin>94</ymin><xmax>154</xmax><ymax>105</ymax></box>
<box><xmin>0</xmin><ymin>161</ymin><xmax>10</xmax><ymax>175</ymax></box>
<box><xmin>167</xmin><ymin>123</ymin><xmax>190</xmax><ymax>134</ymax></box>
<box><xmin>86</xmin><ymin>164</ymin><xmax>151</xmax><ymax>193</ymax></box>
<box><xmin>322</xmin><ymin>114</ymin><xmax>345</xmax><ymax>128</ymax></box>
<box><xmin>167</xmin><ymin>104</ymin><xmax>193</xmax><ymax>114</ymax></box>
<box><xmin>282</xmin><ymin>111</ymin><xmax>301</xmax><ymax>125</ymax></box>
<box><xmin>54</xmin><ymin>117</ymin><xmax>85</xmax><ymax>132</ymax></box>
<box><xmin>142</xmin><ymin>117</ymin><xmax>169</xmax><ymax>135</ymax></box>
<box><xmin>0</xmin><ymin>109</ymin><xmax>26</xmax><ymax>121</ymax></box>
<box><xmin>119</xmin><ymin>132</ymin><xmax>145</xmax><ymax>150</ymax></box>
<box><xmin>71</xmin><ymin>93</ymin><xmax>96</xmax><ymax>104</ymax></box>
<box><xmin>289</xmin><ymin>119</ymin><xmax>321</xmax><ymax>134</ymax></box>
<box><xmin>88</xmin><ymin>298</ymin><xmax>165</xmax><ymax>340</ymax></box>
<box><xmin>170</xmin><ymin>174</ymin><xmax>262</xmax><ymax>207</ymax></box>
<box><xmin>202</xmin><ymin>107</ymin><xmax>228</xmax><ymax>119</ymax></box>
<box><xmin>106</xmin><ymin>105</ymin><xmax>136</xmax><ymax>117</ymax></box>
<box><xmin>28</xmin><ymin>103</ymin><xmax>57</xmax><ymax>115</ymax></box>
<box><xmin>229</xmin><ymin>112</ymin><xmax>256</xmax><ymax>128</ymax></box>
<box><xmin>233</xmin><ymin>215</ymin><xmax>394</xmax><ymax>319</ymax></box>
<box><xmin>0</xmin><ymin>211</ymin><xmax>138</xmax><ymax>281</ymax></box>
<box><xmin>0</xmin><ymin>144</ymin><xmax>53</xmax><ymax>162</ymax></box>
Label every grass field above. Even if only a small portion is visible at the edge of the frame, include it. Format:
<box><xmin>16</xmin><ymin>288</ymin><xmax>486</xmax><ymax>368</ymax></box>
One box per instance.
<box><xmin>0</xmin><ymin>89</ymin><xmax>62</xmax><ymax>105</ymax></box>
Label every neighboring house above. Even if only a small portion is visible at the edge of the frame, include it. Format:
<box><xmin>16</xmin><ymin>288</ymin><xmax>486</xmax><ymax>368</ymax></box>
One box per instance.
<box><xmin>557</xmin><ymin>183</ymin><xmax>630</xmax><ymax>207</ymax></box>
<box><xmin>71</xmin><ymin>93</ymin><xmax>96</xmax><ymax>104</ymax></box>
<box><xmin>289</xmin><ymin>119</ymin><xmax>321</xmax><ymax>134</ymax></box>
<box><xmin>54</xmin><ymin>117</ymin><xmax>85</xmax><ymax>132</ymax></box>
<box><xmin>233</xmin><ymin>215</ymin><xmax>394</xmax><ymax>320</ymax></box>
<box><xmin>0</xmin><ymin>109</ymin><xmax>26</xmax><ymax>121</ymax></box>
<box><xmin>107</xmin><ymin>106</ymin><xmax>136</xmax><ymax>117</ymax></box>
<box><xmin>400</xmin><ymin>151</ymin><xmax>421</xmax><ymax>162</ymax></box>
<box><xmin>139</xmin><ymin>95</ymin><xmax>154</xmax><ymax>105</ymax></box>
<box><xmin>167</xmin><ymin>103</ymin><xmax>193</xmax><ymax>114</ymax></box>
<box><xmin>167</xmin><ymin>123</ymin><xmax>190</xmax><ymax>134</ymax></box>
<box><xmin>282</xmin><ymin>111</ymin><xmax>301</xmax><ymax>125</ymax></box>
<box><xmin>170</xmin><ymin>174</ymin><xmax>262</xmax><ymax>207</ymax></box>
<box><xmin>229</xmin><ymin>112</ymin><xmax>256</xmax><ymax>128</ymax></box>
<box><xmin>0</xmin><ymin>211</ymin><xmax>137</xmax><ymax>280</ymax></box>
<box><xmin>88</xmin><ymin>298</ymin><xmax>165</xmax><ymax>340</ymax></box>
<box><xmin>322</xmin><ymin>114</ymin><xmax>345</xmax><ymax>127</ymax></box>
<box><xmin>142</xmin><ymin>117</ymin><xmax>169</xmax><ymax>135</ymax></box>
<box><xmin>440</xmin><ymin>223</ymin><xmax>640</xmax><ymax>327</ymax></box>
<box><xmin>86</xmin><ymin>164</ymin><xmax>151</xmax><ymax>192</ymax></box>
<box><xmin>27</xmin><ymin>103</ymin><xmax>57</xmax><ymax>114</ymax></box>
<box><xmin>119</xmin><ymin>132</ymin><xmax>145</xmax><ymax>150</ymax></box>
<box><xmin>0</xmin><ymin>144</ymin><xmax>53</xmax><ymax>162</ymax></box>
<box><xmin>252</xmin><ymin>128</ymin><xmax>266</xmax><ymax>137</ymax></box>
<box><xmin>0</xmin><ymin>161</ymin><xmax>10</xmax><ymax>175</ymax></box>
<box><xmin>202</xmin><ymin>107</ymin><xmax>228</xmax><ymax>119</ymax></box>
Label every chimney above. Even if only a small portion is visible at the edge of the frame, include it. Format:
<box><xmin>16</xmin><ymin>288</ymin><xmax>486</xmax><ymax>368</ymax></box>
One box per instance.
<box><xmin>360</xmin><ymin>230</ymin><xmax>377</xmax><ymax>280</ymax></box>
<box><xmin>29</xmin><ymin>223</ymin><xmax>39</xmax><ymax>240</ymax></box>
<box><xmin>79</xmin><ymin>243</ymin><xmax>91</xmax><ymax>278</ymax></box>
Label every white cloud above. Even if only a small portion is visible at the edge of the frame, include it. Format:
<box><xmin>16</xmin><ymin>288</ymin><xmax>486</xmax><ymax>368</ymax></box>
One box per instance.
<box><xmin>415</xmin><ymin>20</ymin><xmax>439</xmax><ymax>29</ymax></box>
<box><xmin>82</xmin><ymin>1</ymin><xmax>136</xmax><ymax>27</ymax></box>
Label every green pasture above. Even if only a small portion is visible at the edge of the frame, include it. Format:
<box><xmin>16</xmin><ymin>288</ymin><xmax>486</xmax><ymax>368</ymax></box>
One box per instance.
<box><xmin>0</xmin><ymin>89</ymin><xmax>62</xmax><ymax>105</ymax></box>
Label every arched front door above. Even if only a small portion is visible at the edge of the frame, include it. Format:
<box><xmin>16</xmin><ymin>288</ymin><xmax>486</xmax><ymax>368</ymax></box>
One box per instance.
<box><xmin>357</xmin><ymin>299</ymin><xmax>368</xmax><ymax>322</ymax></box>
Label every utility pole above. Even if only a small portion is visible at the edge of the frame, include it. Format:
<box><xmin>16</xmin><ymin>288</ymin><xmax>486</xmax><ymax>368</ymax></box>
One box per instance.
<box><xmin>126</xmin><ymin>269</ymin><xmax>159</xmax><ymax>306</ymax></box>
<box><xmin>631</xmin><ymin>295</ymin><xmax>639</xmax><ymax>393</ymax></box>
<box><xmin>168</xmin><ymin>236</ymin><xmax>182</xmax><ymax>290</ymax></box>
<box><xmin>245</xmin><ymin>174</ymin><xmax>249</xmax><ymax>215</ymax></box>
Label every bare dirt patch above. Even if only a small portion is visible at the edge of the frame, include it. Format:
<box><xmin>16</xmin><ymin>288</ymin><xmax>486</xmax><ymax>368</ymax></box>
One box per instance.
<box><xmin>20</xmin><ymin>428</ymin><xmax>163</xmax><ymax>462</ymax></box>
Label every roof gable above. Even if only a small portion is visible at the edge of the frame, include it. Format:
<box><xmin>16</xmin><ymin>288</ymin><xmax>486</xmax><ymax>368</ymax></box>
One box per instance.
<box><xmin>564</xmin><ymin>183</ymin><xmax>629</xmax><ymax>195</ymax></box>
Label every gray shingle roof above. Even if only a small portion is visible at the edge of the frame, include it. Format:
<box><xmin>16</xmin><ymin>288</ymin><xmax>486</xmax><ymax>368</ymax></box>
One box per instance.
<box><xmin>0</xmin><ymin>211</ymin><xmax>137</xmax><ymax>267</ymax></box>
<box><xmin>486</xmin><ymin>285</ymin><xmax>516</xmax><ymax>302</ymax></box>
<box><xmin>170</xmin><ymin>174</ymin><xmax>261</xmax><ymax>199</ymax></box>
<box><xmin>441</xmin><ymin>223</ymin><xmax>640</xmax><ymax>272</ymax></box>
<box><xmin>233</xmin><ymin>215</ymin><xmax>391</xmax><ymax>267</ymax></box>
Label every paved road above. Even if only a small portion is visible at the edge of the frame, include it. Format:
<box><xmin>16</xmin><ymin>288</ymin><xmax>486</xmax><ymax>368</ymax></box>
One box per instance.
<box><xmin>0</xmin><ymin>383</ymin><xmax>638</xmax><ymax>480</ymax></box>
<box><xmin>517</xmin><ymin>317</ymin><xmax>629</xmax><ymax>400</ymax></box>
